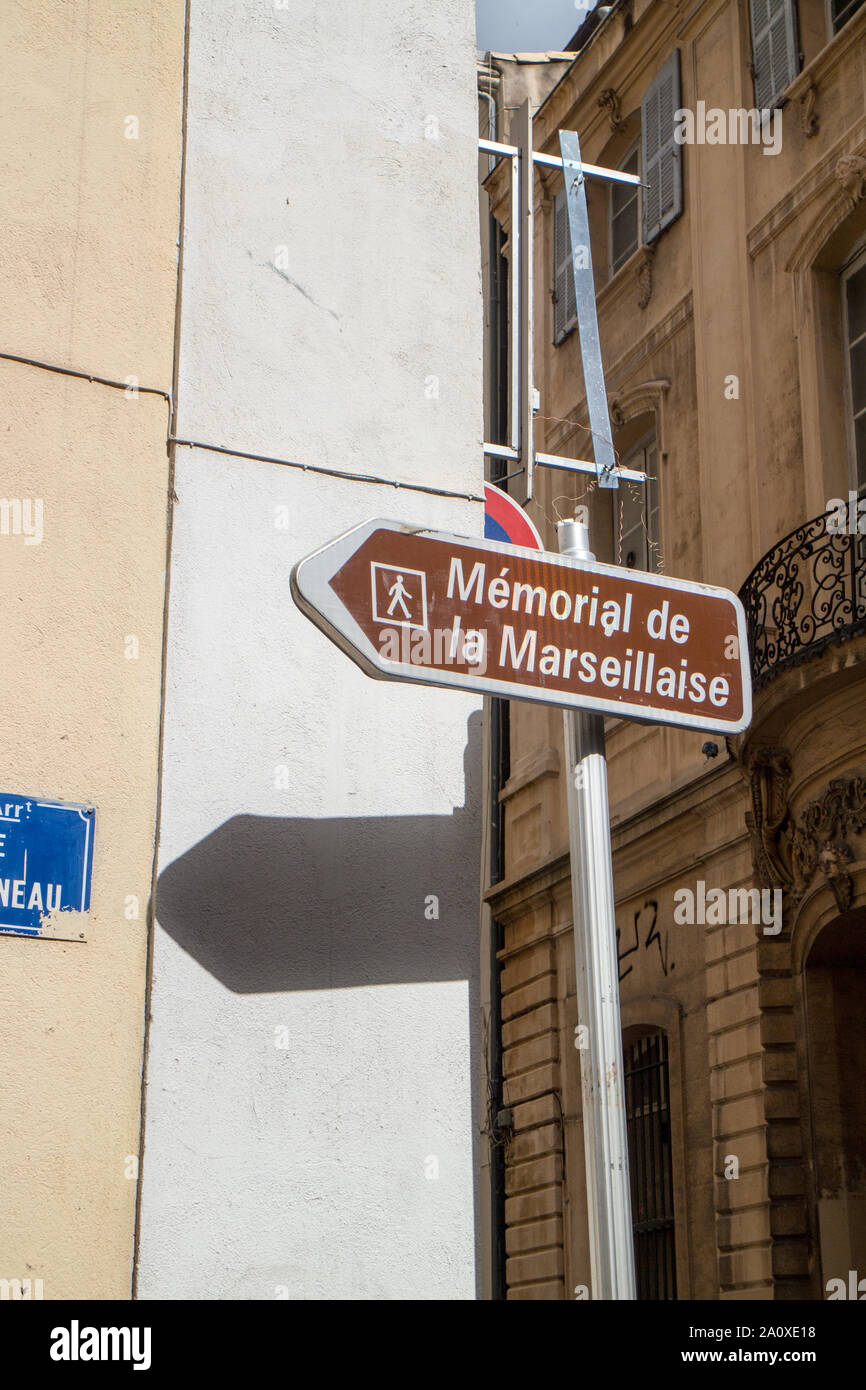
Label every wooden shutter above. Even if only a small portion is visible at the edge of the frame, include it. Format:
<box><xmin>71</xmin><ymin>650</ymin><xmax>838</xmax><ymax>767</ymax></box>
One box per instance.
<box><xmin>553</xmin><ymin>189</ymin><xmax>577</xmax><ymax>344</ymax></box>
<box><xmin>750</xmin><ymin>0</ymin><xmax>799</xmax><ymax>110</ymax></box>
<box><xmin>641</xmin><ymin>51</ymin><xmax>683</xmax><ymax>245</ymax></box>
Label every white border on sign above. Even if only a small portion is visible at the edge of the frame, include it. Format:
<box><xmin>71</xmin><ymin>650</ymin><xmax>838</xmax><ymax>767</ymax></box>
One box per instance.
<box><xmin>292</xmin><ymin>518</ymin><xmax>753</xmax><ymax>736</ymax></box>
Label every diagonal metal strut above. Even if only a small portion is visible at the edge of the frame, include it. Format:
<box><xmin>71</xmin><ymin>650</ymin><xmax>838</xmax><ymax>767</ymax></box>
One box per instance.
<box><xmin>559</xmin><ymin>129</ymin><xmax>618</xmax><ymax>490</ymax></box>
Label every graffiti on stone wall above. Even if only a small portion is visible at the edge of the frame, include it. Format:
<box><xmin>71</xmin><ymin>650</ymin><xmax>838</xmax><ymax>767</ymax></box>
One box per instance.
<box><xmin>617</xmin><ymin>898</ymin><xmax>675</xmax><ymax>980</ymax></box>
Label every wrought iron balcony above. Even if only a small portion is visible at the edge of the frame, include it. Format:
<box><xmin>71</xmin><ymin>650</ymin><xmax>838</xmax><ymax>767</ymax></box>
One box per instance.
<box><xmin>739</xmin><ymin>509</ymin><xmax>866</xmax><ymax>691</ymax></box>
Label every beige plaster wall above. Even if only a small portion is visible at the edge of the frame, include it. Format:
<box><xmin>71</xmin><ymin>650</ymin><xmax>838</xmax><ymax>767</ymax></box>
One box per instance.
<box><xmin>0</xmin><ymin>0</ymin><xmax>184</xmax><ymax>1298</ymax></box>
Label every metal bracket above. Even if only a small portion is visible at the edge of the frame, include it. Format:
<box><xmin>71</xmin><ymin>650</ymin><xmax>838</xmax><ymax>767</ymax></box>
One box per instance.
<box><xmin>559</xmin><ymin>129</ymin><xmax>618</xmax><ymax>490</ymax></box>
<box><xmin>480</xmin><ymin>111</ymin><xmax>641</xmax><ymax>500</ymax></box>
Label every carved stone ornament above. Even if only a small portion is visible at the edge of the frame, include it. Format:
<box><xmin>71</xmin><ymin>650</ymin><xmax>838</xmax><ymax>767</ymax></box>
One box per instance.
<box><xmin>817</xmin><ymin>839</ymin><xmax>854</xmax><ymax>912</ymax></box>
<box><xmin>636</xmin><ymin>245</ymin><xmax>655</xmax><ymax>310</ymax></box>
<box><xmin>835</xmin><ymin>155</ymin><xmax>866</xmax><ymax>208</ymax></box>
<box><xmin>746</xmin><ymin>761</ymin><xmax>866</xmax><ymax>917</ymax></box>
<box><xmin>745</xmin><ymin>747</ymin><xmax>794</xmax><ymax>892</ymax></box>
<box><xmin>800</xmin><ymin>84</ymin><xmax>819</xmax><ymax>139</ymax></box>
<box><xmin>790</xmin><ymin>776</ymin><xmax>866</xmax><ymax>909</ymax></box>
<box><xmin>597</xmin><ymin>88</ymin><xmax>627</xmax><ymax>134</ymax></box>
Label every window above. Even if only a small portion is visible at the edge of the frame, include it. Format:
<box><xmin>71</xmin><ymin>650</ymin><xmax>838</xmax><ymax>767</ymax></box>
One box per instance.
<box><xmin>553</xmin><ymin>188</ymin><xmax>578</xmax><ymax>344</ymax></box>
<box><xmin>842</xmin><ymin>249</ymin><xmax>866</xmax><ymax>495</ymax></box>
<box><xmin>610</xmin><ymin>144</ymin><xmax>641</xmax><ymax>276</ymax></box>
<box><xmin>829</xmin><ymin>0</ymin><xmax>864</xmax><ymax>34</ymax></box>
<box><xmin>641</xmin><ymin>51</ymin><xmax>683</xmax><ymax>244</ymax></box>
<box><xmin>624</xmin><ymin>1030</ymin><xmax>677</xmax><ymax>1300</ymax></box>
<box><xmin>749</xmin><ymin>0</ymin><xmax>800</xmax><ymax>109</ymax></box>
<box><xmin>617</xmin><ymin>435</ymin><xmax>660</xmax><ymax>572</ymax></box>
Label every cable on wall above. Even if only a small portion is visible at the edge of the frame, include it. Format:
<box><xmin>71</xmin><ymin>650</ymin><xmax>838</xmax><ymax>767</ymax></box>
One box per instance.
<box><xmin>0</xmin><ymin>351</ymin><xmax>485</xmax><ymax>505</ymax></box>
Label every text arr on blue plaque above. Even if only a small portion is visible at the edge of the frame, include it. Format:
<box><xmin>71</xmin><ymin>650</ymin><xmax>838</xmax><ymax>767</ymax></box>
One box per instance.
<box><xmin>0</xmin><ymin>796</ymin><xmax>95</xmax><ymax>940</ymax></box>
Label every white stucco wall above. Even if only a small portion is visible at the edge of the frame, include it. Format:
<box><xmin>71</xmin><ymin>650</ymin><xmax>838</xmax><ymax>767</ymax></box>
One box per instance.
<box><xmin>136</xmin><ymin>0</ymin><xmax>485</xmax><ymax>1299</ymax></box>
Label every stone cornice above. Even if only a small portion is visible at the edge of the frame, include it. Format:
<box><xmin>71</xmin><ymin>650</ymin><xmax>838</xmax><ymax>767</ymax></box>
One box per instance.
<box><xmin>746</xmin><ymin>118</ymin><xmax>866</xmax><ymax>262</ymax></box>
<box><xmin>499</xmin><ymin>745</ymin><xmax>560</xmax><ymax>803</ymax></box>
<box><xmin>786</xmin><ymin>4</ymin><xmax>866</xmax><ymax>107</ymax></box>
<box><xmin>484</xmin><ymin>846</ymin><xmax>570</xmax><ymax>920</ymax></box>
<box><xmin>533</xmin><ymin>1</ymin><xmax>689</xmax><ymax>159</ymax></box>
<box><xmin>485</xmin><ymin>756</ymin><xmax>747</xmax><ymax>918</ymax></box>
<box><xmin>741</xmin><ymin>628</ymin><xmax>866</xmax><ymax>752</ymax></box>
<box><xmin>611</xmin><ymin>761</ymin><xmax>747</xmax><ymax>875</ymax></box>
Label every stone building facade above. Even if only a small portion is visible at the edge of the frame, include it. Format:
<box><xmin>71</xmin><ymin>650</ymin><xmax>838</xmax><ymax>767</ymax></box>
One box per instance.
<box><xmin>2</xmin><ymin>0</ymin><xmax>485</xmax><ymax>1300</ymax></box>
<box><xmin>480</xmin><ymin>0</ymin><xmax>866</xmax><ymax>1300</ymax></box>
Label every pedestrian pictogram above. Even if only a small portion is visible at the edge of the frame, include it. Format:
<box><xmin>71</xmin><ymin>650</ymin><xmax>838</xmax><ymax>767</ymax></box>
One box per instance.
<box><xmin>370</xmin><ymin>562</ymin><xmax>428</xmax><ymax>631</ymax></box>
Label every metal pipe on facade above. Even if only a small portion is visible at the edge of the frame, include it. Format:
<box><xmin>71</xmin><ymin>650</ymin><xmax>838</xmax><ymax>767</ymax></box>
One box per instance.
<box><xmin>477</xmin><ymin>59</ymin><xmax>499</xmax><ymax>175</ymax></box>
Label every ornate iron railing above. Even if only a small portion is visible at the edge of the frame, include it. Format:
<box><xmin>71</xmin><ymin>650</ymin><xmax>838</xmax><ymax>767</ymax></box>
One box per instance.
<box><xmin>739</xmin><ymin>509</ymin><xmax>866</xmax><ymax>690</ymax></box>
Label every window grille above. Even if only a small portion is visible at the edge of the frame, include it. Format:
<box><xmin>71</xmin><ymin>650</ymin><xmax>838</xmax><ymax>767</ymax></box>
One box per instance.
<box><xmin>624</xmin><ymin>1030</ymin><xmax>677</xmax><ymax>1299</ymax></box>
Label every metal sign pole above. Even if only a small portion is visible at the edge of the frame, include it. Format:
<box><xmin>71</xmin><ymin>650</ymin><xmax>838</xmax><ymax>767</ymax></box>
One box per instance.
<box><xmin>558</xmin><ymin>517</ymin><xmax>636</xmax><ymax>1301</ymax></box>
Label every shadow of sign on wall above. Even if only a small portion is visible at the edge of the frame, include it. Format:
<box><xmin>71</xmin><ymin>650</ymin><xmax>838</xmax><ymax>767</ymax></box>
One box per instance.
<box><xmin>153</xmin><ymin>714</ymin><xmax>482</xmax><ymax>994</ymax></box>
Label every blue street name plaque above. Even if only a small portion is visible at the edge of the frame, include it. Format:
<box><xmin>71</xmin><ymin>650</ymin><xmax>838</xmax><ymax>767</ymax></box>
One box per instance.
<box><xmin>0</xmin><ymin>795</ymin><xmax>95</xmax><ymax>940</ymax></box>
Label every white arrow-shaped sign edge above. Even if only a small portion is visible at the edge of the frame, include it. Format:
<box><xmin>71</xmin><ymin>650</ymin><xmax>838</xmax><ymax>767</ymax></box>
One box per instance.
<box><xmin>290</xmin><ymin>517</ymin><xmax>753</xmax><ymax>734</ymax></box>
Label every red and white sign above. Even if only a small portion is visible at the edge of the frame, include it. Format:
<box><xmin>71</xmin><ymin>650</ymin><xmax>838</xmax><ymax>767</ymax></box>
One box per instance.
<box><xmin>483</xmin><ymin>482</ymin><xmax>543</xmax><ymax>549</ymax></box>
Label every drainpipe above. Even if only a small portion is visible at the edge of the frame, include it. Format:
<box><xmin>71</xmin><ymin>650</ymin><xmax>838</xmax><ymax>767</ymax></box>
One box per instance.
<box><xmin>478</xmin><ymin>53</ymin><xmax>508</xmax><ymax>1299</ymax></box>
<box><xmin>477</xmin><ymin>60</ymin><xmax>500</xmax><ymax>175</ymax></box>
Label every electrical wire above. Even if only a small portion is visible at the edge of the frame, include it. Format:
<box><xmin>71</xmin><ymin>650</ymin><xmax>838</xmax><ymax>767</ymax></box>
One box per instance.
<box><xmin>1</xmin><ymin>350</ymin><xmax>663</xmax><ymax>545</ymax></box>
<box><xmin>169</xmin><ymin>437</ymin><xmax>485</xmax><ymax>502</ymax></box>
<box><xmin>0</xmin><ymin>350</ymin><xmax>485</xmax><ymax>504</ymax></box>
<box><xmin>0</xmin><ymin>350</ymin><xmax>171</xmax><ymax>401</ymax></box>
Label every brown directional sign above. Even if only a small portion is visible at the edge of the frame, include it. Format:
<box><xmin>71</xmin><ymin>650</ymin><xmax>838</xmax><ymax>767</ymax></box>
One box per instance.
<box><xmin>290</xmin><ymin>519</ymin><xmax>752</xmax><ymax>734</ymax></box>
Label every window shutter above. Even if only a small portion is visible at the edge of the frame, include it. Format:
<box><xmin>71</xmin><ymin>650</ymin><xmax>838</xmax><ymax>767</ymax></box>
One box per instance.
<box><xmin>553</xmin><ymin>189</ymin><xmax>577</xmax><ymax>344</ymax></box>
<box><xmin>641</xmin><ymin>50</ymin><xmax>683</xmax><ymax>245</ymax></box>
<box><xmin>750</xmin><ymin>0</ymin><xmax>799</xmax><ymax>110</ymax></box>
<box><xmin>610</xmin><ymin>147</ymin><xmax>640</xmax><ymax>275</ymax></box>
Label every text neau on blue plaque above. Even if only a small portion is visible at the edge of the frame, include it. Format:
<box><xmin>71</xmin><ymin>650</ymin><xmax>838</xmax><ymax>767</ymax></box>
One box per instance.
<box><xmin>0</xmin><ymin>796</ymin><xmax>95</xmax><ymax>940</ymax></box>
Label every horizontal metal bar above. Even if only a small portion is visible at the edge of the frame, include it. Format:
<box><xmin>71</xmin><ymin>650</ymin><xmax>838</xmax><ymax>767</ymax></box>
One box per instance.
<box><xmin>535</xmin><ymin>451</ymin><xmax>648</xmax><ymax>483</ymax></box>
<box><xmin>479</xmin><ymin>137</ymin><xmax>522</xmax><ymax>157</ymax></box>
<box><xmin>483</xmin><ymin>442</ymin><xmax>520</xmax><ymax>459</ymax></box>
<box><xmin>478</xmin><ymin>138</ymin><xmax>641</xmax><ymax>186</ymax></box>
<box><xmin>535</xmin><ymin>152</ymin><xmax>642</xmax><ymax>184</ymax></box>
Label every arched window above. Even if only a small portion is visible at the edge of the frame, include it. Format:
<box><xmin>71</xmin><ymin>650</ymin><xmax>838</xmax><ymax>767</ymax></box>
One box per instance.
<box><xmin>618</xmin><ymin>431</ymin><xmax>660</xmax><ymax>573</ymax></box>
